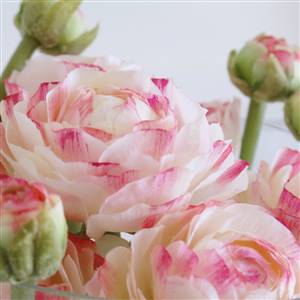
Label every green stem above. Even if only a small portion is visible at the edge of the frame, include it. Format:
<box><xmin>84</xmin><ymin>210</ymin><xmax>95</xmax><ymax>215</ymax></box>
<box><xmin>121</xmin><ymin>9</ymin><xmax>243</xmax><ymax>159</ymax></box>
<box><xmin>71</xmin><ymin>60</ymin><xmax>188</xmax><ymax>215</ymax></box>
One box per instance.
<box><xmin>240</xmin><ymin>98</ymin><xmax>266</xmax><ymax>165</ymax></box>
<box><xmin>11</xmin><ymin>282</ymin><xmax>35</xmax><ymax>300</ymax></box>
<box><xmin>0</xmin><ymin>35</ymin><xmax>39</xmax><ymax>100</ymax></box>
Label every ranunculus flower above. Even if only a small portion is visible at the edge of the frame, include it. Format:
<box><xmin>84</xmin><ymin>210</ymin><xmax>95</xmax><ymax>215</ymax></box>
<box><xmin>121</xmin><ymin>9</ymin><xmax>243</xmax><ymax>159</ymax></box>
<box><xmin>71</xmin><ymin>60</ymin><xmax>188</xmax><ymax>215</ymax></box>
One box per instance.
<box><xmin>0</xmin><ymin>175</ymin><xmax>67</xmax><ymax>283</ymax></box>
<box><xmin>39</xmin><ymin>234</ymin><xmax>104</xmax><ymax>296</ymax></box>
<box><xmin>239</xmin><ymin>148</ymin><xmax>300</xmax><ymax>242</ymax></box>
<box><xmin>0</xmin><ymin>54</ymin><xmax>248</xmax><ymax>238</ymax></box>
<box><xmin>200</xmin><ymin>98</ymin><xmax>241</xmax><ymax>153</ymax></box>
<box><xmin>86</xmin><ymin>202</ymin><xmax>300</xmax><ymax>300</ymax></box>
<box><xmin>228</xmin><ymin>34</ymin><xmax>300</xmax><ymax>101</ymax></box>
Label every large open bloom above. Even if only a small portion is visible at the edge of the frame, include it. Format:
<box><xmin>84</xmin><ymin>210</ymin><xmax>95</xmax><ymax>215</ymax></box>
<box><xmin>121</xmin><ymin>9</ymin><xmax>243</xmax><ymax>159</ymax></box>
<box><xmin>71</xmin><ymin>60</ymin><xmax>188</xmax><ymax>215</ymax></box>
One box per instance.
<box><xmin>0</xmin><ymin>55</ymin><xmax>248</xmax><ymax>238</ymax></box>
<box><xmin>86</xmin><ymin>202</ymin><xmax>300</xmax><ymax>300</ymax></box>
<box><xmin>240</xmin><ymin>148</ymin><xmax>300</xmax><ymax>242</ymax></box>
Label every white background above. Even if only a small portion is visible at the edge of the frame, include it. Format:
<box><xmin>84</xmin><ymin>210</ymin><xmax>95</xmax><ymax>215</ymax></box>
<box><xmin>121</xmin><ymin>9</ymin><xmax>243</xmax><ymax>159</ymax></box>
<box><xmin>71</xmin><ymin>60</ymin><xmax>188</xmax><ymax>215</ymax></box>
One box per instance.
<box><xmin>1</xmin><ymin>0</ymin><xmax>299</xmax><ymax>162</ymax></box>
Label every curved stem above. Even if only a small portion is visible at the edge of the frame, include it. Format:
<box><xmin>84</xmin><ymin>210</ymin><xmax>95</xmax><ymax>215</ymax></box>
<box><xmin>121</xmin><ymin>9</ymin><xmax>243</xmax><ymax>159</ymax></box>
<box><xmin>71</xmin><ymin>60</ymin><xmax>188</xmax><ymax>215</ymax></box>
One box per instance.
<box><xmin>240</xmin><ymin>98</ymin><xmax>266</xmax><ymax>165</ymax></box>
<box><xmin>0</xmin><ymin>35</ymin><xmax>39</xmax><ymax>100</ymax></box>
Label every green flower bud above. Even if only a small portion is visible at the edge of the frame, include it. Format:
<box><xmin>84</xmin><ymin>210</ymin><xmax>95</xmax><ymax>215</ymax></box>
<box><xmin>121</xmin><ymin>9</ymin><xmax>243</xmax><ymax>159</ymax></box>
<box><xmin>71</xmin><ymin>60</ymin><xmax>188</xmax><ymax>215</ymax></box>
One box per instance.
<box><xmin>0</xmin><ymin>175</ymin><xmax>67</xmax><ymax>284</ymax></box>
<box><xmin>14</xmin><ymin>0</ymin><xmax>98</xmax><ymax>55</ymax></box>
<box><xmin>228</xmin><ymin>34</ymin><xmax>300</xmax><ymax>102</ymax></box>
<box><xmin>285</xmin><ymin>91</ymin><xmax>300</xmax><ymax>140</ymax></box>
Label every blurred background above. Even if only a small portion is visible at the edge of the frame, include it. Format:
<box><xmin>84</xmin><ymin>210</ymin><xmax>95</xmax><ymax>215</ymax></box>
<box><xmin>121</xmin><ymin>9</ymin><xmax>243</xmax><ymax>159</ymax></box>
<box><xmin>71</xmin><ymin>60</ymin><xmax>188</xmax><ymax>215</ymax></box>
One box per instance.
<box><xmin>1</xmin><ymin>0</ymin><xmax>299</xmax><ymax>162</ymax></box>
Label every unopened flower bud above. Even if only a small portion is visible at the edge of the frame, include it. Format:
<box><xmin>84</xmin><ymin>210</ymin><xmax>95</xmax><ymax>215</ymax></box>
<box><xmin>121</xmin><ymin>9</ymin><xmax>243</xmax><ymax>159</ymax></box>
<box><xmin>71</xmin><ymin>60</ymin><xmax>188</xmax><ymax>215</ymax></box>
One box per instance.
<box><xmin>0</xmin><ymin>175</ymin><xmax>67</xmax><ymax>283</ymax></box>
<box><xmin>14</xmin><ymin>0</ymin><xmax>98</xmax><ymax>55</ymax></box>
<box><xmin>228</xmin><ymin>34</ymin><xmax>300</xmax><ymax>101</ymax></box>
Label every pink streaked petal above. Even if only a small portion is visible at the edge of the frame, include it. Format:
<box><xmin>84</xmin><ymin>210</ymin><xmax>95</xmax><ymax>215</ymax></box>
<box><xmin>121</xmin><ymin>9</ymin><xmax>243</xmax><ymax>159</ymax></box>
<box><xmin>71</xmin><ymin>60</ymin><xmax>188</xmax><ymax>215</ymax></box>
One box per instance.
<box><xmin>165</xmin><ymin>241</ymin><xmax>199</xmax><ymax>278</ymax></box>
<box><xmin>133</xmin><ymin>115</ymin><xmax>176</xmax><ymax>131</ymax></box>
<box><xmin>151</xmin><ymin>246</ymin><xmax>172</xmax><ymax>279</ymax></box>
<box><xmin>273</xmin><ymin>148</ymin><xmax>300</xmax><ymax>179</ymax></box>
<box><xmin>62</xmin><ymin>88</ymin><xmax>95</xmax><ymax>126</ymax></box>
<box><xmin>105</xmin><ymin>169</ymin><xmax>137</xmax><ymax>192</ymax></box>
<box><xmin>83</xmin><ymin>127</ymin><xmax>113</xmax><ymax>142</ymax></box>
<box><xmin>198</xmin><ymin>248</ymin><xmax>238</xmax><ymax>293</ymax></box>
<box><xmin>142</xmin><ymin>194</ymin><xmax>192</xmax><ymax>229</ymax></box>
<box><xmin>4</xmin><ymin>80</ymin><xmax>22</xmax><ymax>96</ymax></box>
<box><xmin>51</xmin><ymin>128</ymin><xmax>105</xmax><ymax>162</ymax></box>
<box><xmin>146</xmin><ymin>94</ymin><xmax>170</xmax><ymax>116</ymax></box>
<box><xmin>47</xmin><ymin>83</ymin><xmax>69</xmax><ymax>122</ymax></box>
<box><xmin>27</xmin><ymin>82</ymin><xmax>58</xmax><ymax>115</ymax></box>
<box><xmin>211</xmin><ymin>141</ymin><xmax>233</xmax><ymax>171</ymax></box>
<box><xmin>191</xmin><ymin>160</ymin><xmax>249</xmax><ymax>203</ymax></box>
<box><xmin>87</xmin><ymin>162</ymin><xmax>120</xmax><ymax>177</ymax></box>
<box><xmin>100</xmin><ymin>167</ymin><xmax>193</xmax><ymax>213</ymax></box>
<box><xmin>217</xmin><ymin>160</ymin><xmax>249</xmax><ymax>184</ymax></box>
<box><xmin>276</xmin><ymin>188</ymin><xmax>300</xmax><ymax>240</ymax></box>
<box><xmin>151</xmin><ymin>78</ymin><xmax>169</xmax><ymax>95</ymax></box>
<box><xmin>100</xmin><ymin>128</ymin><xmax>175</xmax><ymax>163</ymax></box>
<box><xmin>85</xmin><ymin>247</ymin><xmax>130</xmax><ymax>299</ymax></box>
<box><xmin>87</xmin><ymin>193</ymin><xmax>191</xmax><ymax>239</ymax></box>
<box><xmin>3</xmin><ymin>92</ymin><xmax>23</xmax><ymax>118</ymax></box>
<box><xmin>62</xmin><ymin>61</ymin><xmax>106</xmax><ymax>72</ymax></box>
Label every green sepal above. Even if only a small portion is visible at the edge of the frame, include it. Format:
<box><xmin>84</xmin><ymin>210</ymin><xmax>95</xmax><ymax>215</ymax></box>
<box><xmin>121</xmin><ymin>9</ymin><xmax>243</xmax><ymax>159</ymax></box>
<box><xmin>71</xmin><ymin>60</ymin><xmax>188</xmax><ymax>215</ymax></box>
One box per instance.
<box><xmin>35</xmin><ymin>201</ymin><xmax>67</xmax><ymax>280</ymax></box>
<box><xmin>253</xmin><ymin>54</ymin><xmax>289</xmax><ymax>102</ymax></box>
<box><xmin>15</xmin><ymin>0</ymin><xmax>51</xmax><ymax>37</ymax></box>
<box><xmin>32</xmin><ymin>0</ymin><xmax>82</xmax><ymax>48</ymax></box>
<box><xmin>227</xmin><ymin>50</ymin><xmax>252</xmax><ymax>97</ymax></box>
<box><xmin>43</xmin><ymin>24</ymin><xmax>99</xmax><ymax>55</ymax></box>
<box><xmin>7</xmin><ymin>220</ymin><xmax>37</xmax><ymax>283</ymax></box>
<box><xmin>235</xmin><ymin>41</ymin><xmax>267</xmax><ymax>87</ymax></box>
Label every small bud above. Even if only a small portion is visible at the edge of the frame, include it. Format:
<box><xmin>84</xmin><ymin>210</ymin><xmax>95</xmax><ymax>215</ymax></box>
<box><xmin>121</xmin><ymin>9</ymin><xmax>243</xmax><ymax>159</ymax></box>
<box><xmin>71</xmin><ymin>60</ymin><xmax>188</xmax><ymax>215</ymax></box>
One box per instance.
<box><xmin>14</xmin><ymin>0</ymin><xmax>98</xmax><ymax>55</ymax></box>
<box><xmin>0</xmin><ymin>175</ymin><xmax>67</xmax><ymax>283</ymax></box>
<box><xmin>285</xmin><ymin>91</ymin><xmax>300</xmax><ymax>140</ymax></box>
<box><xmin>228</xmin><ymin>34</ymin><xmax>300</xmax><ymax>102</ymax></box>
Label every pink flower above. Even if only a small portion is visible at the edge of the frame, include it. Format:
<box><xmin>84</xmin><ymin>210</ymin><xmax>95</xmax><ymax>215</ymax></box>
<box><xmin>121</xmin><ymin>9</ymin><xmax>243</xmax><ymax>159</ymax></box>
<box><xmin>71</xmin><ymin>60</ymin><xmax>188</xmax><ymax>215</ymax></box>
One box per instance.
<box><xmin>86</xmin><ymin>202</ymin><xmax>300</xmax><ymax>300</ymax></box>
<box><xmin>0</xmin><ymin>55</ymin><xmax>248</xmax><ymax>238</ymax></box>
<box><xmin>200</xmin><ymin>98</ymin><xmax>241</xmax><ymax>153</ymax></box>
<box><xmin>240</xmin><ymin>148</ymin><xmax>300</xmax><ymax>241</ymax></box>
<box><xmin>39</xmin><ymin>234</ymin><xmax>104</xmax><ymax>295</ymax></box>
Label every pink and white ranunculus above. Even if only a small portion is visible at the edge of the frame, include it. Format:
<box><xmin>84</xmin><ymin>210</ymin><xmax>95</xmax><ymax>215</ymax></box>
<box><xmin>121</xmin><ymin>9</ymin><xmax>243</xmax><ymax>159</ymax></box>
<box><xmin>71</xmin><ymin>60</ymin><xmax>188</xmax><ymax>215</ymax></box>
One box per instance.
<box><xmin>86</xmin><ymin>202</ymin><xmax>300</xmax><ymax>300</ymax></box>
<box><xmin>0</xmin><ymin>54</ymin><xmax>248</xmax><ymax>238</ymax></box>
<box><xmin>200</xmin><ymin>98</ymin><xmax>241</xmax><ymax>152</ymax></box>
<box><xmin>39</xmin><ymin>234</ymin><xmax>104</xmax><ymax>296</ymax></box>
<box><xmin>240</xmin><ymin>148</ymin><xmax>300</xmax><ymax>242</ymax></box>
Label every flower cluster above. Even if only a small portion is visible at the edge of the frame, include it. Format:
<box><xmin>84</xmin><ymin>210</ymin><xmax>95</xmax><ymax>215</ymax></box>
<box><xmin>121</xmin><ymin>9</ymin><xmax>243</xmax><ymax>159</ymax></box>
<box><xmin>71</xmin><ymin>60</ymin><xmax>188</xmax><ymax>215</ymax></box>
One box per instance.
<box><xmin>86</xmin><ymin>202</ymin><xmax>300</xmax><ymax>300</ymax></box>
<box><xmin>1</xmin><ymin>53</ymin><xmax>299</xmax><ymax>300</ymax></box>
<box><xmin>0</xmin><ymin>55</ymin><xmax>248</xmax><ymax>240</ymax></box>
